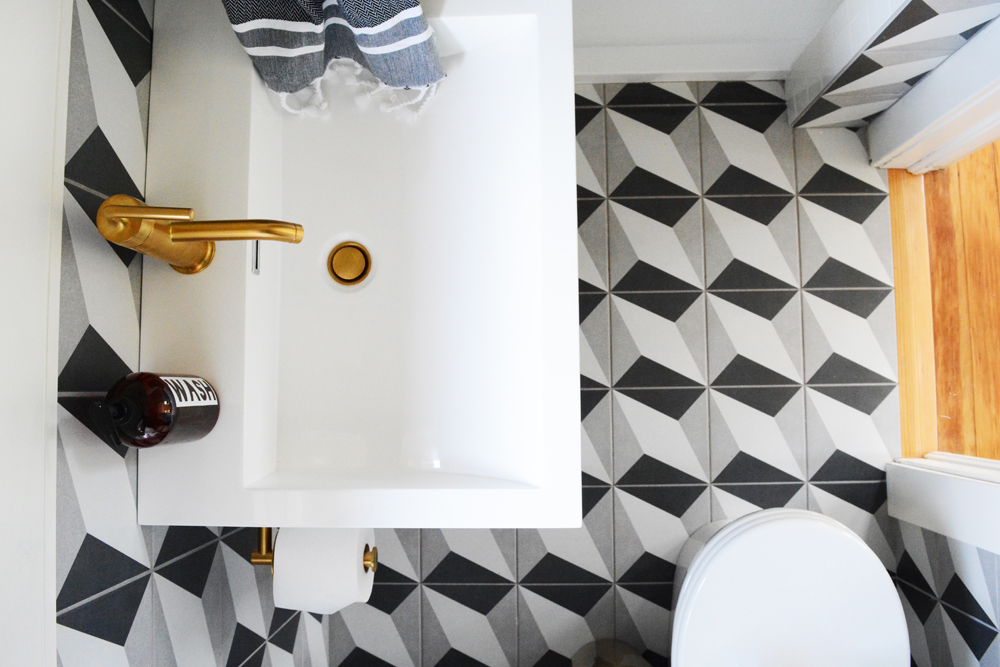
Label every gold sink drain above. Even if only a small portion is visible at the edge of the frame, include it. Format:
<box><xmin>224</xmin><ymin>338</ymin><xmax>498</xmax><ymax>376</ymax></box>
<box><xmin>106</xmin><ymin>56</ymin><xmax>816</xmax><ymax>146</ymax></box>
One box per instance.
<box><xmin>328</xmin><ymin>241</ymin><xmax>371</xmax><ymax>285</ymax></box>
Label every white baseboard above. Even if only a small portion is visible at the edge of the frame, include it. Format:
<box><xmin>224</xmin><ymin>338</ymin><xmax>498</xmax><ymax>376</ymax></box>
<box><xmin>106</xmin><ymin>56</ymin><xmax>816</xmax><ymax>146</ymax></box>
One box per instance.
<box><xmin>573</xmin><ymin>43</ymin><xmax>802</xmax><ymax>83</ymax></box>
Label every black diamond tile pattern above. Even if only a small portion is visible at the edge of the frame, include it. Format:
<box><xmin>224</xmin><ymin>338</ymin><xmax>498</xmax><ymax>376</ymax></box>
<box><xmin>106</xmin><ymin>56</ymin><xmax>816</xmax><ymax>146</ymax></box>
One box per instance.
<box><xmin>712</xmin><ymin>289</ymin><xmax>796</xmax><ymax>318</ymax></box>
<box><xmin>710</xmin><ymin>260</ymin><xmax>795</xmax><ymax>290</ymax></box>
<box><xmin>809</xmin><ymin>353</ymin><xmax>893</xmax><ymax>385</ymax></box>
<box><xmin>713</xmin><ymin>386</ymin><xmax>799</xmax><ymax>417</ymax></box>
<box><xmin>524</xmin><ymin>584</ymin><xmax>612</xmax><ymax>617</ymax></box>
<box><xmin>618</xmin><ymin>455</ymin><xmax>703</xmax><ymax>486</ymax></box>
<box><xmin>894</xmin><ymin>541</ymin><xmax>1000</xmax><ymax>664</ymax></box>
<box><xmin>711</xmin><ymin>195</ymin><xmax>794</xmax><ymax>225</ymax></box>
<box><xmin>808</xmin><ymin>287</ymin><xmax>891</xmax><ymax>317</ymax></box>
<box><xmin>620</xmin><ymin>485</ymin><xmax>707</xmax><ymax>518</ymax></box>
<box><xmin>800</xmin><ymin>194</ymin><xmax>885</xmax><ymax>223</ymax></box>
<box><xmin>425</xmin><ymin>552</ymin><xmax>512</xmax><ymax>585</ymax></box>
<box><xmin>701</xmin><ymin>82</ymin><xmax>784</xmax><ymax>105</ymax></box>
<box><xmin>706</xmin><ymin>166</ymin><xmax>790</xmax><ymax>197</ymax></box>
<box><xmin>342</xmin><ymin>647</ymin><xmax>399</xmax><ymax>667</ymax></box>
<box><xmin>65</xmin><ymin>127</ymin><xmax>143</xmax><ymax>201</ymax></box>
<box><xmin>615</xmin><ymin>197</ymin><xmax>698</xmax><ymax>227</ymax></box>
<box><xmin>617</xmin><ymin>357</ymin><xmax>703</xmax><ymax>389</ymax></box>
<box><xmin>704</xmin><ymin>104</ymin><xmax>787</xmax><ymax>133</ymax></box>
<box><xmin>612</xmin><ymin>106</ymin><xmax>697</xmax><ymax>137</ymax></box>
<box><xmin>811</xmin><ymin>450</ymin><xmax>885</xmax><ymax>482</ymax></box>
<box><xmin>715</xmin><ymin>451</ymin><xmax>800</xmax><ymax>484</ymax></box>
<box><xmin>368</xmin><ymin>583</ymin><xmax>418</xmax><ymax>614</ymax></box>
<box><xmin>619</xmin><ymin>553</ymin><xmax>676</xmax><ymax>585</ymax></box>
<box><xmin>811</xmin><ymin>481</ymin><xmax>886</xmax><ymax>513</ymax></box>
<box><xmin>943</xmin><ymin>576</ymin><xmax>995</xmax><ymax>627</ymax></box>
<box><xmin>58</xmin><ymin>325</ymin><xmax>132</xmax><ymax>393</ymax></box>
<box><xmin>800</xmin><ymin>165</ymin><xmax>884</xmax><ymax>195</ymax></box>
<box><xmin>57</xmin><ymin>535</ymin><xmax>148</xmax><ymax>611</ymax></box>
<box><xmin>942</xmin><ymin>605</ymin><xmax>998</xmax><ymax>661</ymax></box>
<box><xmin>86</xmin><ymin>0</ymin><xmax>152</xmax><ymax>85</ymax></box>
<box><xmin>428</xmin><ymin>584</ymin><xmax>514</xmax><ymax>615</ymax></box>
<box><xmin>713</xmin><ymin>356</ymin><xmax>797</xmax><ymax>386</ymax></box>
<box><xmin>717</xmin><ymin>483</ymin><xmax>803</xmax><ymax>508</ymax></box>
<box><xmin>221</xmin><ymin>526</ymin><xmax>261</xmax><ymax>563</ymax></box>
<box><xmin>156</xmin><ymin>541</ymin><xmax>218</xmax><ymax>597</ymax></box>
<box><xmin>581</xmin><ymin>388</ymin><xmax>609</xmax><ymax>418</ymax></box>
<box><xmin>227</xmin><ymin>623</ymin><xmax>267</xmax><ymax>667</ymax></box>
<box><xmin>898</xmin><ymin>580</ymin><xmax>938</xmax><ymax>625</ymax></box>
<box><xmin>155</xmin><ymin>526</ymin><xmax>218</xmax><ymax>565</ymax></box>
<box><xmin>58</xmin><ymin>575</ymin><xmax>151</xmax><ymax>646</ymax></box>
<box><xmin>617</xmin><ymin>387</ymin><xmax>704</xmax><ymax>421</ymax></box>
<box><xmin>269</xmin><ymin>610</ymin><xmax>301</xmax><ymax>653</ymax></box>
<box><xmin>522</xmin><ymin>554</ymin><xmax>608</xmax><ymax>586</ymax></box>
<box><xmin>615</xmin><ymin>261</ymin><xmax>699</xmax><ymax>292</ymax></box>
<box><xmin>804</xmin><ymin>258</ymin><xmax>890</xmax><ymax>289</ymax></box>
<box><xmin>610</xmin><ymin>83</ymin><xmax>696</xmax><ymax>106</ymax></box>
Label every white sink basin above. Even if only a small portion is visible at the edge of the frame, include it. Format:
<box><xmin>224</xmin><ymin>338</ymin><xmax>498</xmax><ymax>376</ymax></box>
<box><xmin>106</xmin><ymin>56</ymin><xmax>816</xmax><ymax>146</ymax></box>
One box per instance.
<box><xmin>138</xmin><ymin>0</ymin><xmax>579</xmax><ymax>527</ymax></box>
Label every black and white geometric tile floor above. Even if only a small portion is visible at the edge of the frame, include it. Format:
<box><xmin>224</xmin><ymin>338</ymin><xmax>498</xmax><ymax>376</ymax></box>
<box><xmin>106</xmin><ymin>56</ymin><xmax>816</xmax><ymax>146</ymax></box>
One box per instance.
<box><xmin>54</xmin><ymin>1</ymin><xmax>1000</xmax><ymax>664</ymax></box>
<box><xmin>572</xmin><ymin>81</ymin><xmax>988</xmax><ymax>667</ymax></box>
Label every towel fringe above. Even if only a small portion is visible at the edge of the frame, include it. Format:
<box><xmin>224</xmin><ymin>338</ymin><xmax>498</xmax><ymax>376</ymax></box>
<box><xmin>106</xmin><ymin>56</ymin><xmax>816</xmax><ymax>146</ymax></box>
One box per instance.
<box><xmin>275</xmin><ymin>58</ymin><xmax>438</xmax><ymax>121</ymax></box>
<box><xmin>379</xmin><ymin>82</ymin><xmax>437</xmax><ymax>121</ymax></box>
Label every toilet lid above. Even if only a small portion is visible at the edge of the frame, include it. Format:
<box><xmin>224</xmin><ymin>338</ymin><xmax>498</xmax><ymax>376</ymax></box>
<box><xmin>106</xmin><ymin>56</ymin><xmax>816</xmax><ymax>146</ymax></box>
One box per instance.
<box><xmin>671</xmin><ymin>509</ymin><xmax>908</xmax><ymax>667</ymax></box>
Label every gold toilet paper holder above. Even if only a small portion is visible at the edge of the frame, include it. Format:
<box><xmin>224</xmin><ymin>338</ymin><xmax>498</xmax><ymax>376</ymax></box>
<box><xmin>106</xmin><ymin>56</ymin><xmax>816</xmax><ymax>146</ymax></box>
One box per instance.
<box><xmin>250</xmin><ymin>527</ymin><xmax>276</xmax><ymax>569</ymax></box>
<box><xmin>250</xmin><ymin>527</ymin><xmax>378</xmax><ymax>573</ymax></box>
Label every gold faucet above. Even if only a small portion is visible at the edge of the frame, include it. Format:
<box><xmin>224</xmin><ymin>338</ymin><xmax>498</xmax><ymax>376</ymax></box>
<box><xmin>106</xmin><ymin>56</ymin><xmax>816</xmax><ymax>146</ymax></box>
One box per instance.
<box><xmin>96</xmin><ymin>194</ymin><xmax>304</xmax><ymax>274</ymax></box>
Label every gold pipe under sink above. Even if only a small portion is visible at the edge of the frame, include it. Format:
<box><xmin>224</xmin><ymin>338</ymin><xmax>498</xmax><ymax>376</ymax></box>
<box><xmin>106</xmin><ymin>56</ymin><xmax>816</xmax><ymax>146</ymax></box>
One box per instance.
<box><xmin>96</xmin><ymin>194</ymin><xmax>304</xmax><ymax>274</ymax></box>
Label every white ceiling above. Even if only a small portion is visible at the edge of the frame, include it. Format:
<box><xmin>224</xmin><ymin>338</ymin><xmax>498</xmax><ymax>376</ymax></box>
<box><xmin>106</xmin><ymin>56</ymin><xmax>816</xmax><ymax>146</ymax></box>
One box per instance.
<box><xmin>573</xmin><ymin>0</ymin><xmax>844</xmax><ymax>81</ymax></box>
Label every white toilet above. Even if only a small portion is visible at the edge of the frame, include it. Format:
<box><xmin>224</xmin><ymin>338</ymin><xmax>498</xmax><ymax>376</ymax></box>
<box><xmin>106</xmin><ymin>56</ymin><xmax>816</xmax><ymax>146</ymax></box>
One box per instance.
<box><xmin>670</xmin><ymin>509</ymin><xmax>909</xmax><ymax>666</ymax></box>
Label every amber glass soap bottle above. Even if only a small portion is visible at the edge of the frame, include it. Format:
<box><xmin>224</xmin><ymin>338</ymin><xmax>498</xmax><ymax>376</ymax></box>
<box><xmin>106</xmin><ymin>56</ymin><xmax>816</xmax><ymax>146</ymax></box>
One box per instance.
<box><xmin>89</xmin><ymin>372</ymin><xmax>220</xmax><ymax>448</ymax></box>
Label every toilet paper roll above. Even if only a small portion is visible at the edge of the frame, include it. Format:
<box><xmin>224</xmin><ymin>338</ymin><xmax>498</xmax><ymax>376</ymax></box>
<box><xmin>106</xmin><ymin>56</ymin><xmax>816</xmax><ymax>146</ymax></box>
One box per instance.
<box><xmin>272</xmin><ymin>528</ymin><xmax>376</xmax><ymax>614</ymax></box>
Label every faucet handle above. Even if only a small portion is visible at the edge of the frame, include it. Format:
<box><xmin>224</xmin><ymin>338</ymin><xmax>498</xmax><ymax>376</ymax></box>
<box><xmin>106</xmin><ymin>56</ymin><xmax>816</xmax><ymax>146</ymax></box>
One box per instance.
<box><xmin>96</xmin><ymin>195</ymin><xmax>194</xmax><ymax>247</ymax></box>
<box><xmin>96</xmin><ymin>194</ymin><xmax>304</xmax><ymax>274</ymax></box>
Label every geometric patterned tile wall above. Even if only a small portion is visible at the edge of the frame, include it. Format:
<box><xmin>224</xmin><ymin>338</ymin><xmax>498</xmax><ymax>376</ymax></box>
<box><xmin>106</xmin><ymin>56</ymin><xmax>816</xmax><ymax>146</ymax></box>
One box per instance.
<box><xmin>897</xmin><ymin>524</ymin><xmax>1000</xmax><ymax>667</ymax></box>
<box><xmin>578</xmin><ymin>80</ymin><xmax>905</xmax><ymax>666</ymax></box>
<box><xmin>55</xmin><ymin>3</ymin><xmax>993</xmax><ymax>662</ymax></box>
<box><xmin>574</xmin><ymin>80</ymin><xmax>912</xmax><ymax>667</ymax></box>
<box><xmin>794</xmin><ymin>0</ymin><xmax>1000</xmax><ymax>128</ymax></box>
<box><xmin>56</xmin><ymin>1</ymin><xmax>331</xmax><ymax>665</ymax></box>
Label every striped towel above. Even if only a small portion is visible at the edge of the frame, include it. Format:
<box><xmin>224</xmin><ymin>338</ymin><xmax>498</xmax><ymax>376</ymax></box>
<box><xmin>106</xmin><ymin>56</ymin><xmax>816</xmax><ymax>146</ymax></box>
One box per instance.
<box><xmin>221</xmin><ymin>0</ymin><xmax>445</xmax><ymax>104</ymax></box>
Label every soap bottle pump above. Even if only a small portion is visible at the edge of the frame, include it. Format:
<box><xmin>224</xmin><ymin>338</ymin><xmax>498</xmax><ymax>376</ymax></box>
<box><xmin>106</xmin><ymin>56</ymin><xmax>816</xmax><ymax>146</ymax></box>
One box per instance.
<box><xmin>89</xmin><ymin>372</ymin><xmax>220</xmax><ymax>449</ymax></box>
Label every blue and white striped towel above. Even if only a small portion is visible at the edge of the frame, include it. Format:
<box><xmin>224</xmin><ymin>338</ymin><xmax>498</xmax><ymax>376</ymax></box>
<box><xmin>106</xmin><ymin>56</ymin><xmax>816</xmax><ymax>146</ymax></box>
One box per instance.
<box><xmin>221</xmin><ymin>0</ymin><xmax>444</xmax><ymax>108</ymax></box>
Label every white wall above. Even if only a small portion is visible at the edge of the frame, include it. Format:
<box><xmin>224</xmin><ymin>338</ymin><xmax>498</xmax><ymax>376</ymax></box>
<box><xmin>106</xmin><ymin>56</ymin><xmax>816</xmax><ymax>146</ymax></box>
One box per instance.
<box><xmin>0</xmin><ymin>0</ymin><xmax>73</xmax><ymax>662</ymax></box>
<box><xmin>573</xmin><ymin>0</ymin><xmax>843</xmax><ymax>82</ymax></box>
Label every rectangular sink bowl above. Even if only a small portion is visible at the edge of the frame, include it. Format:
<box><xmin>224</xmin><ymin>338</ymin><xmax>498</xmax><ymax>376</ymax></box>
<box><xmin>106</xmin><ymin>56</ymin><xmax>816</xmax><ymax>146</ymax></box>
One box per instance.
<box><xmin>137</xmin><ymin>0</ymin><xmax>579</xmax><ymax>527</ymax></box>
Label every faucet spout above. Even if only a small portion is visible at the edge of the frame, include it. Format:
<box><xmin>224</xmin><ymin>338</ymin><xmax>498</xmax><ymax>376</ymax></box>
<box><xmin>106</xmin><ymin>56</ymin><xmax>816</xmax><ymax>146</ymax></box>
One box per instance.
<box><xmin>169</xmin><ymin>221</ymin><xmax>304</xmax><ymax>244</ymax></box>
<box><xmin>96</xmin><ymin>194</ymin><xmax>304</xmax><ymax>274</ymax></box>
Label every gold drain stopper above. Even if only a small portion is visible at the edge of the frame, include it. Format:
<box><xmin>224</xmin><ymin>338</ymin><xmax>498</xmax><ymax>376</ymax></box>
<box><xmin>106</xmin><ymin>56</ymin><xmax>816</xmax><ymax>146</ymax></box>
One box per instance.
<box><xmin>328</xmin><ymin>241</ymin><xmax>371</xmax><ymax>285</ymax></box>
